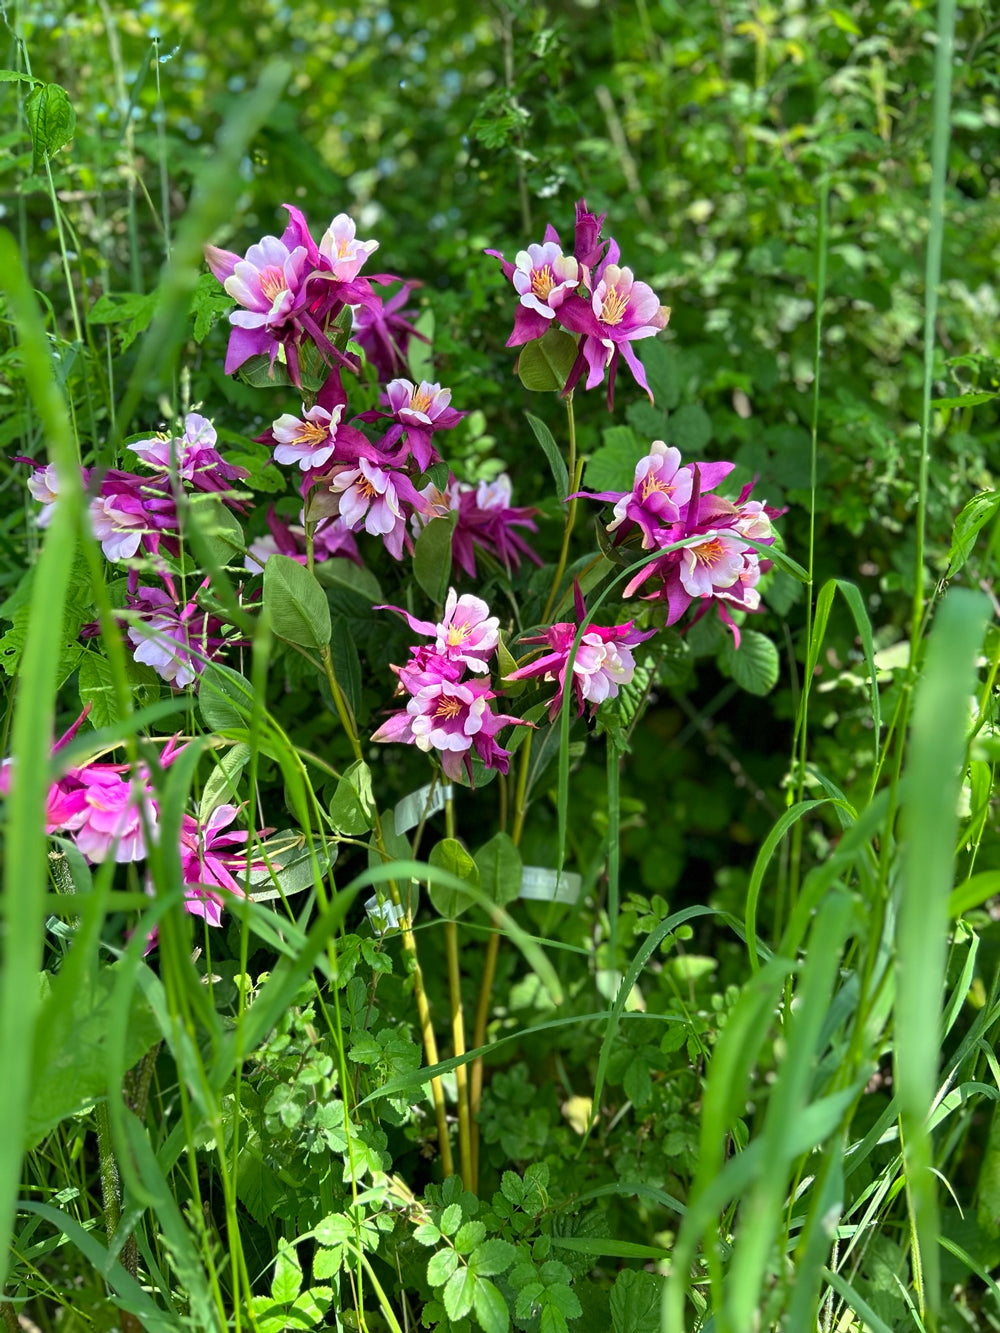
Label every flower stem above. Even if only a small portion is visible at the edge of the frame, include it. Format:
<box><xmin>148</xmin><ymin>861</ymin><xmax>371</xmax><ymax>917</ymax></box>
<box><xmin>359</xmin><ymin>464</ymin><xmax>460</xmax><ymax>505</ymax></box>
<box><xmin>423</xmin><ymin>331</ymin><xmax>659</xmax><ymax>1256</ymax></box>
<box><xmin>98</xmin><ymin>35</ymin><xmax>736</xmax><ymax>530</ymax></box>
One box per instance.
<box><xmin>541</xmin><ymin>393</ymin><xmax>581</xmax><ymax>625</ymax></box>
<box><xmin>446</xmin><ymin>919</ymin><xmax>474</xmax><ymax>1189</ymax></box>
<box><xmin>320</xmin><ymin>643</ymin><xmax>455</xmax><ymax>1176</ymax></box>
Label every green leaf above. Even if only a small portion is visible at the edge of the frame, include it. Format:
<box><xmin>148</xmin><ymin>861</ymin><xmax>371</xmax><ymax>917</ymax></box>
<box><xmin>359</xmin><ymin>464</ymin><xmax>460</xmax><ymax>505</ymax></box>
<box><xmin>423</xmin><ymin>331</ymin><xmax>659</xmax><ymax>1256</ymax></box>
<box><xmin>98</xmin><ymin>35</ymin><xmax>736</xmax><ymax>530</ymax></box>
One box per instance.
<box><xmin>329</xmin><ymin>760</ymin><xmax>376</xmax><ymax>836</ymax></box>
<box><xmin>87</xmin><ymin>291</ymin><xmax>159</xmax><ymax>351</ymax></box>
<box><xmin>637</xmin><ymin>341</ymin><xmax>681</xmax><ymax>409</ymax></box>
<box><xmin>199</xmin><ymin>663</ymin><xmax>255</xmax><ymax>730</ymax></box>
<box><xmin>454</xmin><ymin>1221</ymin><xmax>487</xmax><ymax>1254</ymax></box>
<box><xmin>329</xmin><ymin>617</ymin><xmax>364</xmax><ymax>719</ymax></box>
<box><xmin>626</xmin><ymin>400</ymin><xmax>670</xmax><ymax>440</ymax></box>
<box><xmin>610</xmin><ymin>1269</ymin><xmax>663</xmax><ymax>1333</ymax></box>
<box><xmin>501</xmin><ymin>1171</ymin><xmax>524</xmax><ymax>1206</ymax></box>
<box><xmin>722</xmin><ymin>629</ymin><xmax>779</xmax><ymax>696</ymax></box>
<box><xmin>314</xmin><ymin>558</ymin><xmax>382</xmax><ymax>602</ymax></box>
<box><xmin>474</xmin><ymin>832</ymin><xmax>522</xmax><ymax>908</ymax></box>
<box><xmin>539</xmin><ymin>1303</ymin><xmax>569</xmax><ymax>1333</ymax></box>
<box><xmin>190</xmin><ymin>272</ymin><xmax>234</xmax><ymax>342</ymax></box>
<box><xmin>271</xmin><ymin>1239</ymin><xmax>302</xmax><ymax>1303</ymax></box>
<box><xmin>26</xmin><ymin>968</ymin><xmax>161</xmax><ymax>1149</ymax></box>
<box><xmin>427</xmin><ymin>1247</ymin><xmax>459</xmax><ymax>1285</ymax></box>
<box><xmin>427</xmin><ymin>838</ymin><xmax>480</xmax><ymax>919</ymax></box>
<box><xmin>25</xmin><ymin>82</ymin><xmax>76</xmax><ymax>172</ymax></box>
<box><xmin>443</xmin><ymin>1266</ymin><xmax>477</xmax><ymax>1321</ymax></box>
<box><xmin>263</xmin><ymin>554</ymin><xmax>331</xmax><ymax>649</ymax></box>
<box><xmin>469</xmin><ymin>1238</ymin><xmax>517</xmax><ymax>1277</ymax></box>
<box><xmin>666</xmin><ymin>402</ymin><xmax>712</xmax><ymax>452</ymax></box>
<box><xmin>78</xmin><ymin>651</ymin><xmax>159</xmax><ymax>729</ymax></box>
<box><xmin>414</xmin><ymin>1222</ymin><xmax>442</xmax><ymax>1247</ymax></box>
<box><xmin>413</xmin><ymin>514</ymin><xmax>456</xmax><ymax>604</ymax></box>
<box><xmin>473</xmin><ymin>1277</ymin><xmax>510</xmax><ymax>1333</ymax></box>
<box><xmin>584</xmin><ymin>425</ymin><xmax>643</xmax><ymax>493</ymax></box>
<box><xmin>947</xmin><ymin>490</ymin><xmax>1000</xmax><ymax>578</ymax></box>
<box><xmin>525</xmin><ymin>412</ymin><xmax>569</xmax><ymax>501</ymax></box>
<box><xmin>199</xmin><ymin>743</ymin><xmax>251</xmax><ymax>820</ymax></box>
<box><xmin>408</xmin><ymin>307</ymin><xmax>435</xmax><ymax>383</ymax></box>
<box><xmin>516</xmin><ymin>328</ymin><xmax>578</xmax><ymax>393</ymax></box>
<box><xmin>439</xmin><ymin>1202</ymin><xmax>463</xmax><ymax>1236</ymax></box>
<box><xmin>187</xmin><ymin>495</ymin><xmax>246</xmax><ymax>566</ymax></box>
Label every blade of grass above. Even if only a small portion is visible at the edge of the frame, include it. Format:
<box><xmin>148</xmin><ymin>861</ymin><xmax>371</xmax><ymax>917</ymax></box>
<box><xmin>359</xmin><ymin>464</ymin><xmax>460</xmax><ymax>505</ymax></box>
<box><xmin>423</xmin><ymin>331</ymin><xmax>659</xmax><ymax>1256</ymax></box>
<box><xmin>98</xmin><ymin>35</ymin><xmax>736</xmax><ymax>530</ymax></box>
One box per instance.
<box><xmin>896</xmin><ymin>587</ymin><xmax>990</xmax><ymax>1326</ymax></box>
<box><xmin>0</xmin><ymin>231</ymin><xmax>88</xmax><ymax>1288</ymax></box>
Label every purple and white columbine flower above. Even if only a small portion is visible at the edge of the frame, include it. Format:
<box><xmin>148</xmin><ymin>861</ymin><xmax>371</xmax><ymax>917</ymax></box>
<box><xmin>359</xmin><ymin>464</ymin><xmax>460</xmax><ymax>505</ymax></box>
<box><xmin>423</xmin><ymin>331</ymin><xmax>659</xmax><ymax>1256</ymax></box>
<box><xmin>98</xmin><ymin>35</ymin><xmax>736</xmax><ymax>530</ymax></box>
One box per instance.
<box><xmin>558</xmin><ymin>261</ymin><xmax>670</xmax><ymax>405</ymax></box>
<box><xmin>372</xmin><ymin>673</ymin><xmax>526</xmax><ymax>783</ymax></box>
<box><xmin>318</xmin><ymin>213</ymin><xmax>379</xmax><ymax>282</ymax></box>
<box><xmin>506</xmin><ymin>585</ymin><xmax>654</xmax><ymax>719</ymax></box>
<box><xmin>316</xmin><ymin>458</ymin><xmax>425</xmax><ymax>560</ymax></box>
<box><xmin>204</xmin><ymin>232</ymin><xmax>312</xmax><ymax>377</ymax></box>
<box><xmin>414</xmin><ymin>472</ymin><xmax>541</xmax><ymax>578</ymax></box>
<box><xmin>588</xmin><ymin>441</ymin><xmax>693</xmax><ymax>549</ymax></box>
<box><xmin>378</xmin><ymin>588</ymin><xmax>500</xmax><ymax>675</ymax></box>
<box><xmin>27</xmin><ymin>464</ymin><xmax>64</xmax><ymax>529</ymax></box>
<box><xmin>125</xmin><ymin>584</ymin><xmax>227</xmax><ymax>688</ymax></box>
<box><xmin>271</xmin><ymin>402</ymin><xmax>343</xmax><ymax>470</ymax></box>
<box><xmin>128</xmin><ymin>412</ymin><xmax>249</xmax><ymax>500</ymax></box>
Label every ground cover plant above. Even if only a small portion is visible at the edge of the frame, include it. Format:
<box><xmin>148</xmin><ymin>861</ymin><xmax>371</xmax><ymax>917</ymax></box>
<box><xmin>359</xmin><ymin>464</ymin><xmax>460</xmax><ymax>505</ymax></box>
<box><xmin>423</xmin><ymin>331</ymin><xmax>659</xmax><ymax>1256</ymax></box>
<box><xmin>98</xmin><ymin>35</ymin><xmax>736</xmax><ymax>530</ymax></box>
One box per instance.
<box><xmin>2</xmin><ymin>1</ymin><xmax>1000</xmax><ymax>1330</ymax></box>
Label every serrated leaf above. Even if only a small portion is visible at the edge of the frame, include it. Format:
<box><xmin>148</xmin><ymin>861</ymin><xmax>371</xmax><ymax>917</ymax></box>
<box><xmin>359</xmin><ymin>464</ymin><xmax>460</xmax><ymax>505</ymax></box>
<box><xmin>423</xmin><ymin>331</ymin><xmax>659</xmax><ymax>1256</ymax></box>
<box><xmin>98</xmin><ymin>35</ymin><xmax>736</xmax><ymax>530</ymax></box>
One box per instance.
<box><xmin>525</xmin><ymin>412</ymin><xmax>569</xmax><ymax>500</ymax></box>
<box><xmin>469</xmin><ymin>1238</ymin><xmax>517</xmax><ymax>1277</ymax></box>
<box><xmin>414</xmin><ymin>1222</ymin><xmax>442</xmax><ymax>1247</ymax></box>
<box><xmin>443</xmin><ymin>1266</ymin><xmax>477</xmax><ymax>1321</ymax></box>
<box><xmin>263</xmin><ymin>554</ymin><xmax>331</xmax><ymax>649</ymax></box>
<box><xmin>473</xmin><ymin>1277</ymin><xmax>510</xmax><ymax>1333</ymax></box>
<box><xmin>722</xmin><ymin>628</ymin><xmax>779</xmax><ymax>696</ymax></box>
<box><xmin>666</xmin><ymin>402</ymin><xmax>712</xmax><ymax>452</ymax></box>
<box><xmin>474</xmin><ymin>832</ymin><xmax>522</xmax><ymax>908</ymax></box>
<box><xmin>413</xmin><ymin>514</ymin><xmax>456</xmax><ymax>604</ymax></box>
<box><xmin>539</xmin><ymin>1302</ymin><xmax>569</xmax><ymax>1333</ymax></box>
<box><xmin>427</xmin><ymin>1246</ymin><xmax>459</xmax><ymax>1285</ymax></box>
<box><xmin>270</xmin><ymin>1240</ymin><xmax>301</xmax><ymax>1302</ymax></box>
<box><xmin>439</xmin><ymin>1202</ymin><xmax>463</xmax><ymax>1236</ymax></box>
<box><xmin>516</xmin><ymin>328</ymin><xmax>578</xmax><ymax>393</ymax></box>
<box><xmin>78</xmin><ymin>651</ymin><xmax>159</xmax><ymax>728</ymax></box>
<box><xmin>25</xmin><ymin>82</ymin><xmax>75</xmax><ymax>172</ymax></box>
<box><xmin>454</xmin><ymin>1221</ymin><xmax>487</xmax><ymax>1254</ymax></box>
<box><xmin>427</xmin><ymin>838</ymin><xmax>479</xmax><ymax>919</ymax></box>
<box><xmin>637</xmin><ymin>341</ymin><xmax>681</xmax><ymax>409</ymax></box>
<box><xmin>584</xmin><ymin>425</ymin><xmax>643</xmax><ymax>493</ymax></box>
<box><xmin>87</xmin><ymin>290</ymin><xmax>159</xmax><ymax>352</ymax></box>
<box><xmin>501</xmin><ymin>1171</ymin><xmax>524</xmax><ymax>1205</ymax></box>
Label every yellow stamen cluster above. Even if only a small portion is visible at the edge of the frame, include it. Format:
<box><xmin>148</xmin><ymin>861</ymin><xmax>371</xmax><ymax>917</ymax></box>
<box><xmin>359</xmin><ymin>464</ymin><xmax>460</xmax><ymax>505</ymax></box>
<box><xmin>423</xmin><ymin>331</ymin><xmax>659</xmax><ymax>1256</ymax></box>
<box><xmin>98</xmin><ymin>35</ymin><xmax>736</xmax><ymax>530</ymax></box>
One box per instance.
<box><xmin>641</xmin><ymin>474</ymin><xmax>672</xmax><ymax>501</ymax></box>
<box><xmin>294</xmin><ymin>419</ymin><xmax>331</xmax><ymax>448</ymax></box>
<box><xmin>410</xmin><ymin>386</ymin><xmax>434</xmax><ymax>415</ymax></box>
<box><xmin>258</xmin><ymin>265</ymin><xmax>288</xmax><ymax>302</ymax></box>
<box><xmin>599</xmin><ymin>285</ymin><xmax>629</xmax><ymax>326</ymax></box>
<box><xmin>446</xmin><ymin>623</ymin><xmax>471</xmax><ymax>647</ymax></box>
<box><xmin>531</xmin><ymin>265</ymin><xmax>555</xmax><ymax>299</ymax></box>
<box><xmin>693</xmin><ymin>538</ymin><xmax>725</xmax><ymax>566</ymax></box>
<box><xmin>435</xmin><ymin>695</ymin><xmax>463</xmax><ymax>719</ymax></box>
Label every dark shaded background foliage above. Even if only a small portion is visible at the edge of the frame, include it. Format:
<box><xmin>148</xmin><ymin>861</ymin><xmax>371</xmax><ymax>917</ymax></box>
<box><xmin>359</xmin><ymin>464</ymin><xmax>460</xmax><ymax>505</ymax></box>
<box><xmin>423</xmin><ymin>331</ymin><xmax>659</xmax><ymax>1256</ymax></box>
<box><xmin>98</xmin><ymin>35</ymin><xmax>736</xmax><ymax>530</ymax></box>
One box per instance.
<box><xmin>3</xmin><ymin>0</ymin><xmax>1000</xmax><ymax>937</ymax></box>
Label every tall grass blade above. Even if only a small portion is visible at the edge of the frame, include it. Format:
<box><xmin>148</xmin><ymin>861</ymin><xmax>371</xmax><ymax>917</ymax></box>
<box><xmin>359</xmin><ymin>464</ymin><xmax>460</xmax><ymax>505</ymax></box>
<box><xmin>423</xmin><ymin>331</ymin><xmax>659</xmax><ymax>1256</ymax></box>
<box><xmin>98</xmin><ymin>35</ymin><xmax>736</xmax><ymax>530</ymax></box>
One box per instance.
<box><xmin>0</xmin><ymin>232</ymin><xmax>88</xmax><ymax>1287</ymax></box>
<box><xmin>896</xmin><ymin>587</ymin><xmax>990</xmax><ymax>1323</ymax></box>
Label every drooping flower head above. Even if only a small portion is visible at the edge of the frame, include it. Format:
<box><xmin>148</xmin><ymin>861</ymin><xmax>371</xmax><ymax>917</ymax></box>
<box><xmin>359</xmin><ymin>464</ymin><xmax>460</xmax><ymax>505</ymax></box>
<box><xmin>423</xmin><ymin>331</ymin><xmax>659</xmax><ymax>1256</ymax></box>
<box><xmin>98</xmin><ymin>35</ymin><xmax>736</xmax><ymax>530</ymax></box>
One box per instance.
<box><xmin>505</xmin><ymin>584</ymin><xmax>654</xmax><ymax>719</ymax></box>
<box><xmin>318</xmin><ymin>213</ymin><xmax>379</xmax><ymax>282</ymax></box>
<box><xmin>353</xmin><ymin>281</ymin><xmax>424</xmax><ymax>382</ymax></box>
<box><xmin>372</xmin><ymin>674</ymin><xmax>527</xmax><ymax>784</ymax></box>
<box><xmin>59</xmin><ymin>765</ymin><xmax>158</xmax><ymax>863</ymax></box>
<box><xmin>129</xmin><ymin>413</ymin><xmax>249</xmax><ymax>499</ymax></box>
<box><xmin>125</xmin><ymin>583</ymin><xmax>230</xmax><ymax>688</ymax></box>
<box><xmin>414</xmin><ymin>472</ymin><xmax>541</xmax><ymax>578</ymax></box>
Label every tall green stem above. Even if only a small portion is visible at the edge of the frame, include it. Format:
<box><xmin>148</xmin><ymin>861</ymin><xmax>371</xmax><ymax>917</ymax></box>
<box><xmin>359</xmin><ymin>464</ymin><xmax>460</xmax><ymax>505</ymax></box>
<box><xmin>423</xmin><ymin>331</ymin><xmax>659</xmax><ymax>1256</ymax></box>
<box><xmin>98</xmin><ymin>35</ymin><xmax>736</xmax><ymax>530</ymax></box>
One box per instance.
<box><xmin>541</xmin><ymin>393</ymin><xmax>580</xmax><ymax>625</ymax></box>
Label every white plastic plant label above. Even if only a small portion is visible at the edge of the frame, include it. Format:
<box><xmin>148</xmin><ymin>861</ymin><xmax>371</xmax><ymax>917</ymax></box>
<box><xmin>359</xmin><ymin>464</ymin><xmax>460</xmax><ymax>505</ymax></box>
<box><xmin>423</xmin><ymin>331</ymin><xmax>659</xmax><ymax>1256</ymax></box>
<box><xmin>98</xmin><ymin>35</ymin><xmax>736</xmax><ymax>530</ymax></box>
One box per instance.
<box><xmin>365</xmin><ymin>893</ymin><xmax>406</xmax><ymax>935</ymax></box>
<box><xmin>519</xmin><ymin>866</ymin><xmax>582</xmax><ymax>904</ymax></box>
<box><xmin>393</xmin><ymin>782</ymin><xmax>452</xmax><ymax>834</ymax></box>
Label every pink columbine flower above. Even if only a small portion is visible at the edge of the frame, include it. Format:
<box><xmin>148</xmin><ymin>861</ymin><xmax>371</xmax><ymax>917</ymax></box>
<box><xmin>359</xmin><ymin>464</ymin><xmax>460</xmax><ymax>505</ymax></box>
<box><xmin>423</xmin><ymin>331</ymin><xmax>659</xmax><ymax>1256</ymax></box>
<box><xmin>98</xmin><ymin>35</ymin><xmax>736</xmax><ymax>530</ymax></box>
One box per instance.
<box><xmin>585</xmin><ymin>441</ymin><xmax>694</xmax><ymax>549</ymax></box>
<box><xmin>558</xmin><ymin>261</ymin><xmax>670</xmax><ymax>406</ymax></box>
<box><xmin>129</xmin><ymin>412</ymin><xmax>249</xmax><ymax>500</ymax></box>
<box><xmin>354</xmin><ymin>378</ymin><xmax>464</xmax><ymax>472</ymax></box>
<box><xmin>379</xmin><ymin>588</ymin><xmax>500</xmax><ymax>675</ymax></box>
<box><xmin>89</xmin><ymin>493</ymin><xmax>150</xmax><ymax>561</ymax></box>
<box><xmin>27</xmin><ymin>464</ymin><xmax>62</xmax><ymax>528</ymax></box>
<box><xmin>317</xmin><ymin>458</ymin><xmax>425</xmax><ymax>560</ymax></box>
<box><xmin>318</xmin><ymin>213</ymin><xmax>379</xmax><ymax>282</ymax></box>
<box><xmin>178</xmin><ymin>804</ymin><xmax>259</xmax><ymax>927</ymax></box>
<box><xmin>271</xmin><ymin>402</ymin><xmax>343</xmax><ymax>470</ymax></box>
<box><xmin>61</xmin><ymin>766</ymin><xmax>157</xmax><ymax>863</ymax></box>
<box><xmin>372</xmin><ymin>676</ymin><xmax>527</xmax><ymax>783</ymax></box>
<box><xmin>126</xmin><ymin>585</ymin><xmax>227</xmax><ymax>688</ymax></box>
<box><xmin>205</xmin><ymin>232</ymin><xmax>313</xmax><ymax>377</ymax></box>
<box><xmin>506</xmin><ymin>584</ymin><xmax>654</xmax><ymax>719</ymax></box>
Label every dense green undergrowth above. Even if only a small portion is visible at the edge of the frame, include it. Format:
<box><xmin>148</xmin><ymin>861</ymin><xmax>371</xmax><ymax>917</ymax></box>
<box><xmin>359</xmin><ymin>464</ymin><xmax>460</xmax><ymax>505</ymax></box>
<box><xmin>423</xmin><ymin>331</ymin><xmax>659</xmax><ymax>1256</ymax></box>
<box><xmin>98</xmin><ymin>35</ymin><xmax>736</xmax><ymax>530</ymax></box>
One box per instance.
<box><xmin>2</xmin><ymin>2</ymin><xmax>1000</xmax><ymax>1331</ymax></box>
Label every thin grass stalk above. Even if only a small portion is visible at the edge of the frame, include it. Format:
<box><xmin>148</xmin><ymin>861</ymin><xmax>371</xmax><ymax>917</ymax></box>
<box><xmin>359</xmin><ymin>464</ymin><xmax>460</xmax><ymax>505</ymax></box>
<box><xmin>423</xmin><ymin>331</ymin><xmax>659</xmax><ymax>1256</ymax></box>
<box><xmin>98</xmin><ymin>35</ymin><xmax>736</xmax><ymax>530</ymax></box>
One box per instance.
<box><xmin>782</xmin><ymin>175</ymin><xmax>829</xmax><ymax>938</ymax></box>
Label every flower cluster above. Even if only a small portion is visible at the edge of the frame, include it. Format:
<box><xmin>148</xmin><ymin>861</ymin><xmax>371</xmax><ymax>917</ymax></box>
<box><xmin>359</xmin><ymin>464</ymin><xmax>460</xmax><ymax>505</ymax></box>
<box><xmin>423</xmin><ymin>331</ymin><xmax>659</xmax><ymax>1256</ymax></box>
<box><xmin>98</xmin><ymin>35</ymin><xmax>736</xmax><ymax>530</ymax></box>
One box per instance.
<box><xmin>577</xmin><ymin>440</ymin><xmax>781</xmax><ymax>645</ymax></box>
<box><xmin>372</xmin><ymin>590</ymin><xmax>530</xmax><ymax>782</ymax></box>
<box><xmin>487</xmin><ymin>200</ymin><xmax>671</xmax><ymax>407</ymax></box>
<box><xmin>506</xmin><ymin>582</ymin><xmax>654</xmax><ymax>719</ymax></box>
<box><xmin>413</xmin><ymin>472</ymin><xmax>542</xmax><ymax>578</ymax></box>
